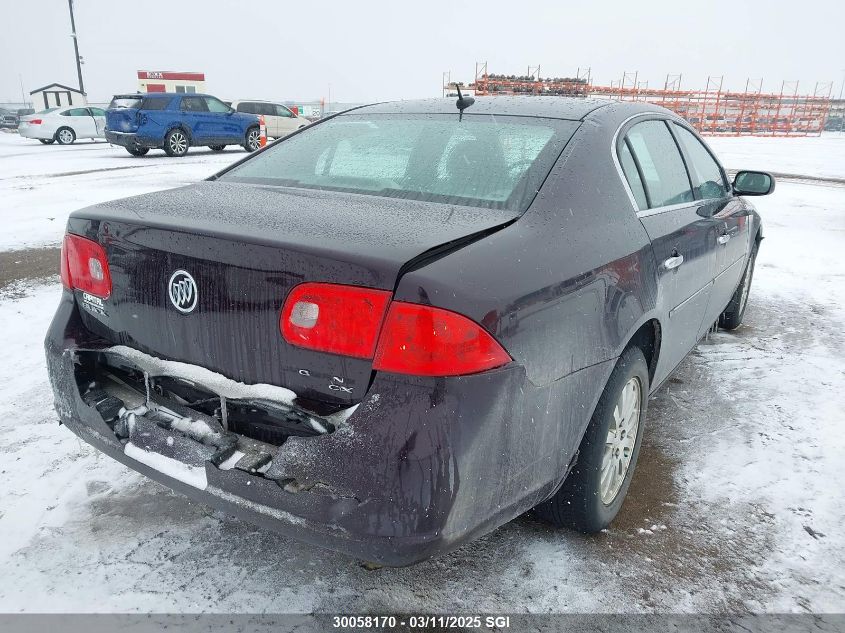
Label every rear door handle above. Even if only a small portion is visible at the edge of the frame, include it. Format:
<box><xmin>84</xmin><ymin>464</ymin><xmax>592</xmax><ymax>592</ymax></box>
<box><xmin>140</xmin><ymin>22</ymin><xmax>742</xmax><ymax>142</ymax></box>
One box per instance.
<box><xmin>663</xmin><ymin>254</ymin><xmax>684</xmax><ymax>270</ymax></box>
<box><xmin>717</xmin><ymin>234</ymin><xmax>731</xmax><ymax>245</ymax></box>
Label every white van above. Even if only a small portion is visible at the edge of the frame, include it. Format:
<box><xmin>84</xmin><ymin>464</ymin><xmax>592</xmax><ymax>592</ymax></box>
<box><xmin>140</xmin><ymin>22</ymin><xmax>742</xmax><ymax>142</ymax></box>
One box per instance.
<box><xmin>230</xmin><ymin>100</ymin><xmax>307</xmax><ymax>139</ymax></box>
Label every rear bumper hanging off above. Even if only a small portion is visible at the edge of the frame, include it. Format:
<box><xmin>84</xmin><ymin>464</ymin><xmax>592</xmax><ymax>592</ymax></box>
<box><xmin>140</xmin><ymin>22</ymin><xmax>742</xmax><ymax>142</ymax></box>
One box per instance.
<box><xmin>45</xmin><ymin>290</ymin><xmax>603</xmax><ymax>565</ymax></box>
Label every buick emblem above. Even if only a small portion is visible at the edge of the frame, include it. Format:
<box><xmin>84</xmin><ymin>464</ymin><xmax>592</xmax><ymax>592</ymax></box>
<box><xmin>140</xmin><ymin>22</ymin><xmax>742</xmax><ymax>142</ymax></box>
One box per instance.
<box><xmin>168</xmin><ymin>270</ymin><xmax>198</xmax><ymax>313</ymax></box>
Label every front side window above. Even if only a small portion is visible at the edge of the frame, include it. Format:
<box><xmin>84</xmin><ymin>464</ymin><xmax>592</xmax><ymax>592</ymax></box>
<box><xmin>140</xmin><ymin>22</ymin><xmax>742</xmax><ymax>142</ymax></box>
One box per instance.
<box><xmin>89</xmin><ymin>107</ymin><xmax>106</xmax><ymax>116</ymax></box>
<box><xmin>205</xmin><ymin>97</ymin><xmax>231</xmax><ymax>113</ymax></box>
<box><xmin>220</xmin><ymin>113</ymin><xmax>578</xmax><ymax>212</ymax></box>
<box><xmin>64</xmin><ymin>108</ymin><xmax>88</xmax><ymax>117</ymax></box>
<box><xmin>181</xmin><ymin>96</ymin><xmax>208</xmax><ymax>112</ymax></box>
<box><xmin>625</xmin><ymin>120</ymin><xmax>694</xmax><ymax>208</ymax></box>
<box><xmin>275</xmin><ymin>105</ymin><xmax>294</xmax><ymax>118</ymax></box>
<box><xmin>672</xmin><ymin>123</ymin><xmax>729</xmax><ymax>200</ymax></box>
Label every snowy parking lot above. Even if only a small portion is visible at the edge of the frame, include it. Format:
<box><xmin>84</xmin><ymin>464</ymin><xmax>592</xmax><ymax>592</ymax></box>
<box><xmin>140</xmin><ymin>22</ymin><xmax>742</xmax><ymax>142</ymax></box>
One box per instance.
<box><xmin>1</xmin><ymin>130</ymin><xmax>844</xmax><ymax>614</ymax></box>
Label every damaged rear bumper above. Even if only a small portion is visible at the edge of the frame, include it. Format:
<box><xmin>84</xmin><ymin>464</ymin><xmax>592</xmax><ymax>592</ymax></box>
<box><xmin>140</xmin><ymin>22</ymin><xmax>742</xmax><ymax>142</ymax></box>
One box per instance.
<box><xmin>45</xmin><ymin>291</ymin><xmax>608</xmax><ymax>565</ymax></box>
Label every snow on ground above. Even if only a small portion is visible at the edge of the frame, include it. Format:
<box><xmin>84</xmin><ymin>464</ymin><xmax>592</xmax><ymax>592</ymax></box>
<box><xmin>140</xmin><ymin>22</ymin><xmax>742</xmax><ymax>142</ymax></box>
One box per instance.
<box><xmin>0</xmin><ymin>132</ymin><xmax>844</xmax><ymax>614</ymax></box>
<box><xmin>0</xmin><ymin>133</ymin><xmax>244</xmax><ymax>251</ymax></box>
<box><xmin>708</xmin><ymin>132</ymin><xmax>845</xmax><ymax>181</ymax></box>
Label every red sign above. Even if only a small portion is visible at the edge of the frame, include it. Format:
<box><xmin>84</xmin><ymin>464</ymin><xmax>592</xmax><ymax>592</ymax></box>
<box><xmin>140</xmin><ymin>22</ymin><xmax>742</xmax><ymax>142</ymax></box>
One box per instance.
<box><xmin>137</xmin><ymin>71</ymin><xmax>205</xmax><ymax>81</ymax></box>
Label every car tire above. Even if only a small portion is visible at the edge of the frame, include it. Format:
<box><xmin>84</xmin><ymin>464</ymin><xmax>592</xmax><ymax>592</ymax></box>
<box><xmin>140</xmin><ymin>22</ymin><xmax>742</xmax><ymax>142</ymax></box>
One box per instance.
<box><xmin>163</xmin><ymin>128</ymin><xmax>189</xmax><ymax>157</ymax></box>
<box><xmin>55</xmin><ymin>127</ymin><xmax>76</xmax><ymax>145</ymax></box>
<box><xmin>534</xmin><ymin>345</ymin><xmax>649</xmax><ymax>532</ymax></box>
<box><xmin>209</xmin><ymin>145</ymin><xmax>226</xmax><ymax>152</ymax></box>
<box><xmin>243</xmin><ymin>126</ymin><xmax>260</xmax><ymax>152</ymax></box>
<box><xmin>126</xmin><ymin>146</ymin><xmax>149</xmax><ymax>156</ymax></box>
<box><xmin>719</xmin><ymin>243</ymin><xmax>758</xmax><ymax>331</ymax></box>
<box><xmin>39</xmin><ymin>138</ymin><xmax>55</xmax><ymax>145</ymax></box>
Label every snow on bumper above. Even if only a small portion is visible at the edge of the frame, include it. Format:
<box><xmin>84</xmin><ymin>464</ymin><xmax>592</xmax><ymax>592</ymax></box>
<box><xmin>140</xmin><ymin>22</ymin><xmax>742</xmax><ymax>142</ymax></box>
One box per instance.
<box><xmin>44</xmin><ymin>292</ymin><xmax>609</xmax><ymax>564</ymax></box>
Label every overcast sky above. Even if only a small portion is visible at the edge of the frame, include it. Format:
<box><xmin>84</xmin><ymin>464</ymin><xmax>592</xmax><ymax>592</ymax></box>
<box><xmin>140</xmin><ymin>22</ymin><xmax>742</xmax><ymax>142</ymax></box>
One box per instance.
<box><xmin>2</xmin><ymin>0</ymin><xmax>843</xmax><ymax>105</ymax></box>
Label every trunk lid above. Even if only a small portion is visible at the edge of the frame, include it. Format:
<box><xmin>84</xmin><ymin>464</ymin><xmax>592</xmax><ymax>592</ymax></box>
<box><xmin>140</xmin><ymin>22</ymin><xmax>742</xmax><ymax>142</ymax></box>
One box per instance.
<box><xmin>69</xmin><ymin>181</ymin><xmax>517</xmax><ymax>406</ymax></box>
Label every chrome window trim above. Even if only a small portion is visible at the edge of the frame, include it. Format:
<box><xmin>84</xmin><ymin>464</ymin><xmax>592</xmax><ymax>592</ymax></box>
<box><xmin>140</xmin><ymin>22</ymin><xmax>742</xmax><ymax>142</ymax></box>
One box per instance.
<box><xmin>636</xmin><ymin>201</ymin><xmax>700</xmax><ymax>218</ymax></box>
<box><xmin>610</xmin><ymin>111</ymin><xmax>698</xmax><ymax>218</ymax></box>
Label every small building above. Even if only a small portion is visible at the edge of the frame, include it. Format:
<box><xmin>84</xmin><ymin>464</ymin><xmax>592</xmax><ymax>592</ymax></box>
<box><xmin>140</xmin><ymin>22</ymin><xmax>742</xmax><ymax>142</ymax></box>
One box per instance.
<box><xmin>137</xmin><ymin>71</ymin><xmax>206</xmax><ymax>94</ymax></box>
<box><xmin>29</xmin><ymin>83</ymin><xmax>87</xmax><ymax>110</ymax></box>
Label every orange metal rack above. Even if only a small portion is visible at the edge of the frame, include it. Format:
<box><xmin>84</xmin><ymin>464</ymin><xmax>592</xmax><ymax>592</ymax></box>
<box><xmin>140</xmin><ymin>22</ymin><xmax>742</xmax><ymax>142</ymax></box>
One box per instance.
<box><xmin>461</xmin><ymin>62</ymin><xmax>832</xmax><ymax>137</ymax></box>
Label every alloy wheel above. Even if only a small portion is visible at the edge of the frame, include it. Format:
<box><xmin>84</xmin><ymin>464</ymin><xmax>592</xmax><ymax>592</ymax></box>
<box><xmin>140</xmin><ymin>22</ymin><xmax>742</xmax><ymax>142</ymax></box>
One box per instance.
<box><xmin>169</xmin><ymin>131</ymin><xmax>187</xmax><ymax>154</ymax></box>
<box><xmin>247</xmin><ymin>129</ymin><xmax>260</xmax><ymax>151</ymax></box>
<box><xmin>58</xmin><ymin>129</ymin><xmax>74</xmax><ymax>144</ymax></box>
<box><xmin>600</xmin><ymin>376</ymin><xmax>641</xmax><ymax>504</ymax></box>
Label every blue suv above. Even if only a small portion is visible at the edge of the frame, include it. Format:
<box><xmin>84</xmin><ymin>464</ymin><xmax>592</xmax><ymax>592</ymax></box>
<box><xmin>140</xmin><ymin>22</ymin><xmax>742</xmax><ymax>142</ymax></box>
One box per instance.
<box><xmin>105</xmin><ymin>93</ymin><xmax>260</xmax><ymax>157</ymax></box>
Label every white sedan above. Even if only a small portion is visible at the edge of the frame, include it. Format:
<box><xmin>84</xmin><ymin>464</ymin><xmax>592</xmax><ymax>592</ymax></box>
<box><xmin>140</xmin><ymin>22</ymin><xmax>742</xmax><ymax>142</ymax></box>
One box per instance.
<box><xmin>18</xmin><ymin>107</ymin><xmax>107</xmax><ymax>145</ymax></box>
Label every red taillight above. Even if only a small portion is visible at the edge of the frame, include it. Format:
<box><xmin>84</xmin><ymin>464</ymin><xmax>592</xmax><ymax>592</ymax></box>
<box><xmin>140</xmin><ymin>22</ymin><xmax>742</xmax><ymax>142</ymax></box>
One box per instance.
<box><xmin>29</xmin><ymin>119</ymin><xmax>42</xmax><ymax>125</ymax></box>
<box><xmin>373</xmin><ymin>302</ymin><xmax>511</xmax><ymax>376</ymax></box>
<box><xmin>61</xmin><ymin>234</ymin><xmax>112</xmax><ymax>299</ymax></box>
<box><xmin>59</xmin><ymin>238</ymin><xmax>71</xmax><ymax>289</ymax></box>
<box><xmin>280</xmin><ymin>283</ymin><xmax>511</xmax><ymax>376</ymax></box>
<box><xmin>280</xmin><ymin>283</ymin><xmax>392</xmax><ymax>358</ymax></box>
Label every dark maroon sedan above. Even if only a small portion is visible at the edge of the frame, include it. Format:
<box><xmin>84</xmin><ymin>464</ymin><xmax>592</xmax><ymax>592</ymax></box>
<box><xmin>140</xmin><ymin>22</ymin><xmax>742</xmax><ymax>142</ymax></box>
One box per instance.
<box><xmin>45</xmin><ymin>97</ymin><xmax>774</xmax><ymax>565</ymax></box>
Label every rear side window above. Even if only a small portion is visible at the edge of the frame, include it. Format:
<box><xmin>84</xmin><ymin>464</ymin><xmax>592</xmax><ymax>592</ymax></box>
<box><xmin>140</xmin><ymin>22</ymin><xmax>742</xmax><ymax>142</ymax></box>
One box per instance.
<box><xmin>181</xmin><ymin>96</ymin><xmax>208</xmax><ymax>112</ymax></box>
<box><xmin>249</xmin><ymin>103</ymin><xmax>276</xmax><ymax>116</ymax></box>
<box><xmin>672</xmin><ymin>123</ymin><xmax>729</xmax><ymax>200</ymax></box>
<box><xmin>618</xmin><ymin>140</ymin><xmax>648</xmax><ymax>210</ymax></box>
<box><xmin>140</xmin><ymin>97</ymin><xmax>171</xmax><ymax>110</ymax></box>
<box><xmin>236</xmin><ymin>102</ymin><xmax>255</xmax><ymax>114</ymax></box>
<box><xmin>221</xmin><ymin>113</ymin><xmax>578</xmax><ymax>212</ymax></box>
<box><xmin>625</xmin><ymin>120</ymin><xmax>694</xmax><ymax>208</ymax></box>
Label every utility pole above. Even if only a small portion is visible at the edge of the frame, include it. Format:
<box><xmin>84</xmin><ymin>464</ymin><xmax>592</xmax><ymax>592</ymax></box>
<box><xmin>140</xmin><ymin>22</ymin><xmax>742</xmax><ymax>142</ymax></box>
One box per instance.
<box><xmin>68</xmin><ymin>0</ymin><xmax>85</xmax><ymax>94</ymax></box>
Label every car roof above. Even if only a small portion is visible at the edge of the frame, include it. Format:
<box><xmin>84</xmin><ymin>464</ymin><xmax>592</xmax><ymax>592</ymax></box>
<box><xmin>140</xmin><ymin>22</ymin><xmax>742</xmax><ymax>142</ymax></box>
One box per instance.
<box><xmin>111</xmin><ymin>93</ymin><xmax>215</xmax><ymax>98</ymax></box>
<box><xmin>350</xmin><ymin>97</ymin><xmax>616</xmax><ymax>121</ymax></box>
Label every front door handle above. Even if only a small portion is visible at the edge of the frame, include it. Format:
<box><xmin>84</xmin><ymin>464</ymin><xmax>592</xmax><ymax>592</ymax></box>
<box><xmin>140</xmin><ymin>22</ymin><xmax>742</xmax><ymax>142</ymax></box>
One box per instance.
<box><xmin>663</xmin><ymin>254</ymin><xmax>684</xmax><ymax>270</ymax></box>
<box><xmin>717</xmin><ymin>233</ymin><xmax>731</xmax><ymax>245</ymax></box>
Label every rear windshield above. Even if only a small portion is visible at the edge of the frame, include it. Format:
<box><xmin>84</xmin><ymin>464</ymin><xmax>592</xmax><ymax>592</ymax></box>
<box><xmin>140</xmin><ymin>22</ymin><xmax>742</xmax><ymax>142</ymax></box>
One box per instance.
<box><xmin>219</xmin><ymin>113</ymin><xmax>579</xmax><ymax>211</ymax></box>
<box><xmin>109</xmin><ymin>96</ymin><xmax>170</xmax><ymax>110</ymax></box>
<box><xmin>109</xmin><ymin>96</ymin><xmax>142</xmax><ymax>109</ymax></box>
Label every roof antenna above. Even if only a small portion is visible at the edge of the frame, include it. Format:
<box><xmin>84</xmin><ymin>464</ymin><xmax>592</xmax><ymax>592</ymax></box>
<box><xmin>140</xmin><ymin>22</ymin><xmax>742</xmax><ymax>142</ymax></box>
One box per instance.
<box><xmin>455</xmin><ymin>84</ymin><xmax>475</xmax><ymax>121</ymax></box>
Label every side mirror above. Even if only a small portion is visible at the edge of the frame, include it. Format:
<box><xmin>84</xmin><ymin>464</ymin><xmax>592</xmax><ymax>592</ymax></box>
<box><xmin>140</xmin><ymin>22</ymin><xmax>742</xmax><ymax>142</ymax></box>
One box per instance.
<box><xmin>733</xmin><ymin>170</ymin><xmax>775</xmax><ymax>196</ymax></box>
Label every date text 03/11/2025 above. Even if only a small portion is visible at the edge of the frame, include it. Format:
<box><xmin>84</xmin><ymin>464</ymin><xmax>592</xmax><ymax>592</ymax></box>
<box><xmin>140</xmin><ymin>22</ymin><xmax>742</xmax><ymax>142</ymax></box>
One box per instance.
<box><xmin>332</xmin><ymin>615</ymin><xmax>511</xmax><ymax>629</ymax></box>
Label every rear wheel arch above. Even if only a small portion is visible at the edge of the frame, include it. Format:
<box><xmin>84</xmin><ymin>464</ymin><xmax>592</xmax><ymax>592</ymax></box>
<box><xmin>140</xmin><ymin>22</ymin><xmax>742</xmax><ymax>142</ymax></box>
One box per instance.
<box><xmin>166</xmin><ymin>124</ymin><xmax>192</xmax><ymax>143</ymax></box>
<box><xmin>625</xmin><ymin>318</ymin><xmax>661</xmax><ymax>385</ymax></box>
